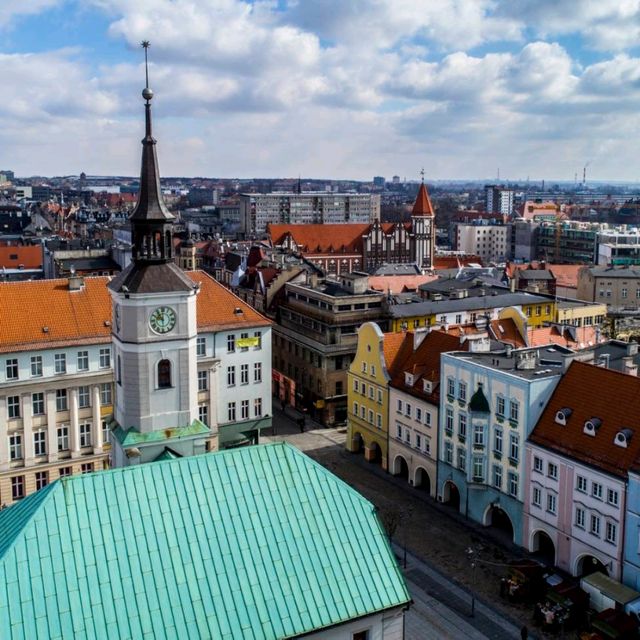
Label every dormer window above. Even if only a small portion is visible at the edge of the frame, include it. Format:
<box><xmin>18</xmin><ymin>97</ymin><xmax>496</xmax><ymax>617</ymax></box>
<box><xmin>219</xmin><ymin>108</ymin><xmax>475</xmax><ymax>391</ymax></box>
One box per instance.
<box><xmin>583</xmin><ymin>417</ymin><xmax>602</xmax><ymax>437</ymax></box>
<box><xmin>615</xmin><ymin>428</ymin><xmax>634</xmax><ymax>448</ymax></box>
<box><xmin>423</xmin><ymin>379</ymin><xmax>433</xmax><ymax>394</ymax></box>
<box><xmin>404</xmin><ymin>372</ymin><xmax>414</xmax><ymax>387</ymax></box>
<box><xmin>555</xmin><ymin>407</ymin><xmax>573</xmax><ymax>426</ymax></box>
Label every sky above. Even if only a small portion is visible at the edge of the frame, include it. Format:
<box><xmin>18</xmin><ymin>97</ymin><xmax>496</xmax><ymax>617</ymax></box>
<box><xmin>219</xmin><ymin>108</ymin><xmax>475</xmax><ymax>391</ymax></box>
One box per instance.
<box><xmin>1</xmin><ymin>0</ymin><xmax>640</xmax><ymax>182</ymax></box>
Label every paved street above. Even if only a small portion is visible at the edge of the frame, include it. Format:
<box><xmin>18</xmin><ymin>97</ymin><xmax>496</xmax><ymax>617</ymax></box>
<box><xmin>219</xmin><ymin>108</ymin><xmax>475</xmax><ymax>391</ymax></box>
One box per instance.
<box><xmin>263</xmin><ymin>405</ymin><xmax>542</xmax><ymax>639</ymax></box>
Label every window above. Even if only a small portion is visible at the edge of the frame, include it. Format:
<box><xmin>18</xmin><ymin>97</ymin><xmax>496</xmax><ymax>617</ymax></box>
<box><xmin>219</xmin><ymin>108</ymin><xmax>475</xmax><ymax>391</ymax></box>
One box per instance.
<box><xmin>575</xmin><ymin>507</ymin><xmax>585</xmax><ymax>528</ymax></box>
<box><xmin>30</xmin><ymin>392</ymin><xmax>45</xmax><ymax>416</ymax></box>
<box><xmin>368</xmin><ymin>386</ymin><xmax>374</xmax><ymax>400</ymax></box>
<box><xmin>197</xmin><ymin>370</ymin><xmax>208</xmax><ymax>391</ymax></box>
<box><xmin>193</xmin><ymin>402</ymin><xmax>207</xmax><ymax>425</ymax></box>
<box><xmin>472</xmin><ymin>456</ymin><xmax>484</xmax><ymax>481</ymax></box>
<box><xmin>397</xmin><ymin>399</ymin><xmax>403</xmax><ymax>413</ymax></box>
<box><xmin>254</xmin><ymin>398</ymin><xmax>263</xmax><ymax>417</ymax></box>
<box><xmin>227</xmin><ymin>402</ymin><xmax>236</xmax><ymax>422</ymax></box>
<box><xmin>100</xmin><ymin>383</ymin><xmax>112</xmax><ymax>406</ymax></box>
<box><xmin>532</xmin><ymin>487</ymin><xmax>541</xmax><ymax>507</ymax></box>
<box><xmin>240</xmin><ymin>364</ymin><xmax>249</xmax><ymax>385</ymax></box>
<box><xmin>458</xmin><ymin>382</ymin><xmax>467</xmax><ymax>402</ymax></box>
<box><xmin>577</xmin><ymin>475</ymin><xmax>587</xmax><ymax>493</ymax></box>
<box><xmin>117</xmin><ymin>355</ymin><xmax>122</xmax><ymax>385</ymax></box>
<box><xmin>253</xmin><ymin>331</ymin><xmax>262</xmax><ymax>350</ymax></box>
<box><xmin>458</xmin><ymin>414</ymin><xmax>467</xmax><ymax>440</ymax></box>
<box><xmin>240</xmin><ymin>332</ymin><xmax>249</xmax><ymax>352</ymax></box>
<box><xmin>59</xmin><ymin>466</ymin><xmax>72</xmax><ymax>477</ymax></box>
<box><xmin>377</xmin><ymin>389</ymin><xmax>383</xmax><ymax>404</ymax></box>
<box><xmin>376</xmin><ymin>413</ymin><xmax>382</xmax><ymax>428</ymax></box>
<box><xmin>606</xmin><ymin>522</ymin><xmax>617</xmax><ymax>544</ymax></box>
<box><xmin>396</xmin><ymin>424</ymin><xmax>402</xmax><ymax>439</ymax></box>
<box><xmin>353</xmin><ymin>401</ymin><xmax>358</xmax><ymax>416</ymax></box>
<box><xmin>361</xmin><ymin>362</ymin><xmax>367</xmax><ymax>373</ymax></box>
<box><xmin>457</xmin><ymin>448</ymin><xmax>466</xmax><ymax>472</ymax></box>
<box><xmin>11</xmin><ymin>476</ymin><xmax>25</xmax><ymax>500</ymax></box>
<box><xmin>81</xmin><ymin>463</ymin><xmax>94</xmax><ymax>474</ymax></box>
<box><xmin>99</xmin><ymin>348</ymin><xmax>111</xmax><ymax>368</ymax></box>
<box><xmin>102</xmin><ymin>420</ymin><xmax>110</xmax><ymax>444</ymax></box>
<box><xmin>509</xmin><ymin>400</ymin><xmax>519</xmax><ymax>422</ymax></box>
<box><xmin>590</xmin><ymin>514</ymin><xmax>601</xmax><ymax>536</ymax></box>
<box><xmin>370</xmin><ymin>364</ymin><xmax>376</xmax><ymax>377</ymax></box>
<box><xmin>444</xmin><ymin>441</ymin><xmax>453</xmax><ymax>464</ymax></box>
<box><xmin>78</xmin><ymin>385</ymin><xmax>90</xmax><ymax>409</ymax></box>
<box><xmin>416</xmin><ymin>407</ymin><xmax>422</xmax><ymax>423</ymax></box>
<box><xmin>33</xmin><ymin>431</ymin><xmax>46</xmax><ymax>456</ymax></box>
<box><xmin>496</xmin><ymin>396</ymin><xmax>505</xmax><ymax>417</ymax></box>
<box><xmin>493</xmin><ymin>465</ymin><xmax>503</xmax><ymax>489</ymax></box>
<box><xmin>416</xmin><ymin>433</ymin><xmax>422</xmax><ymax>449</ymax></box>
<box><xmin>509</xmin><ymin>433</ymin><xmax>519</xmax><ymax>462</ymax></box>
<box><xmin>352</xmin><ymin>630</ymin><xmax>370</xmax><ymax>640</ymax></box>
<box><xmin>7</xmin><ymin>396</ymin><xmax>20</xmax><ymax>419</ymax></box>
<box><xmin>425</xmin><ymin>411</ymin><xmax>432</xmax><ymax>427</ymax></box>
<box><xmin>254</xmin><ymin>362</ymin><xmax>262</xmax><ymax>383</ymax></box>
<box><xmin>473</xmin><ymin>424</ymin><xmax>484</xmax><ymax>447</ymax></box>
<box><xmin>368</xmin><ymin>409</ymin><xmax>374</xmax><ymax>424</ymax></box>
<box><xmin>405</xmin><ymin>429</ymin><xmax>411</xmax><ymax>445</ymax></box>
<box><xmin>227</xmin><ymin>334</ymin><xmax>236</xmax><ymax>353</ymax></box>
<box><xmin>353</xmin><ymin>379</ymin><xmax>359</xmax><ymax>393</ymax></box>
<box><xmin>447</xmin><ymin>378</ymin><xmax>455</xmax><ymax>397</ymax></box>
<box><xmin>405</xmin><ymin>403</ymin><xmax>412</xmax><ymax>418</ymax></box>
<box><xmin>608</xmin><ymin>489</ymin><xmax>619</xmax><ymax>506</ymax></box>
<box><xmin>227</xmin><ymin>366</ymin><xmax>236</xmax><ymax>386</ymax></box>
<box><xmin>9</xmin><ymin>434</ymin><xmax>22</xmax><ymax>460</ymax></box>
<box><xmin>536</xmin><ymin>305</ymin><xmax>542</xmax><ymax>316</ymax></box>
<box><xmin>30</xmin><ymin>355</ymin><xmax>43</xmax><ymax>377</ymax></box>
<box><xmin>508</xmin><ymin>472</ymin><xmax>519</xmax><ymax>497</ymax></box>
<box><xmin>494</xmin><ymin>427</ymin><xmax>503</xmax><ymax>455</ymax></box>
<box><xmin>79</xmin><ymin>423</ymin><xmax>92</xmax><ymax>448</ymax></box>
<box><xmin>622</xmin><ymin>288</ymin><xmax>628</xmax><ymax>299</ymax></box>
<box><xmin>534</xmin><ymin>456</ymin><xmax>543</xmax><ymax>473</ymax></box>
<box><xmin>57</xmin><ymin>426</ymin><xmax>69</xmax><ymax>451</ymax></box>
<box><xmin>241</xmin><ymin>400</ymin><xmax>249</xmax><ymax>420</ymax></box>
<box><xmin>54</xmin><ymin>353</ymin><xmax>66</xmax><ymax>374</ymax></box>
<box><xmin>35</xmin><ymin>471</ymin><xmax>48</xmax><ymax>491</ymax></box>
<box><xmin>445</xmin><ymin>408</ymin><xmax>454</xmax><ymax>436</ymax></box>
<box><xmin>547</xmin><ymin>462</ymin><xmax>558</xmax><ymax>480</ymax></box>
<box><xmin>547</xmin><ymin>493</ymin><xmax>557</xmax><ymax>514</ymax></box>
<box><xmin>592</xmin><ymin>482</ymin><xmax>603</xmax><ymax>500</ymax></box>
<box><xmin>77</xmin><ymin>351</ymin><xmax>89</xmax><ymax>371</ymax></box>
<box><xmin>197</xmin><ymin>337</ymin><xmax>207</xmax><ymax>357</ymax></box>
<box><xmin>5</xmin><ymin>358</ymin><xmax>18</xmax><ymax>380</ymax></box>
<box><xmin>158</xmin><ymin>360</ymin><xmax>171</xmax><ymax>388</ymax></box>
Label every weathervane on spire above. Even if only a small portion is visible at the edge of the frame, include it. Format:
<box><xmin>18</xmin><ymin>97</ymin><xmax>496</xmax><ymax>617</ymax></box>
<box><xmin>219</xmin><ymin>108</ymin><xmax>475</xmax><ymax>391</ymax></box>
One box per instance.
<box><xmin>420</xmin><ymin>167</ymin><xmax>425</xmax><ymax>184</ymax></box>
<box><xmin>141</xmin><ymin>41</ymin><xmax>153</xmax><ymax>103</ymax></box>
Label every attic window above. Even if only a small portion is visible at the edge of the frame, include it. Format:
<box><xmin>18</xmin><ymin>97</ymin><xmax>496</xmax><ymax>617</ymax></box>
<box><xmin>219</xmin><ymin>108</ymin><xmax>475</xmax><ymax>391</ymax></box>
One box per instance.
<box><xmin>555</xmin><ymin>407</ymin><xmax>573</xmax><ymax>426</ymax></box>
<box><xmin>233</xmin><ymin>307</ymin><xmax>244</xmax><ymax>315</ymax></box>
<box><xmin>423</xmin><ymin>379</ymin><xmax>432</xmax><ymax>394</ymax></box>
<box><xmin>404</xmin><ymin>372</ymin><xmax>414</xmax><ymax>386</ymax></box>
<box><xmin>583</xmin><ymin>417</ymin><xmax>602</xmax><ymax>437</ymax></box>
<box><xmin>615</xmin><ymin>428</ymin><xmax>634</xmax><ymax>449</ymax></box>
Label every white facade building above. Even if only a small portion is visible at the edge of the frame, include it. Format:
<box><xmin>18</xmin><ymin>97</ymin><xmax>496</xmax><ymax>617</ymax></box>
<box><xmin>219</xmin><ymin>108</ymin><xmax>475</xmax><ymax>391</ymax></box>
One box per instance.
<box><xmin>456</xmin><ymin>224</ymin><xmax>509</xmax><ymax>263</ymax></box>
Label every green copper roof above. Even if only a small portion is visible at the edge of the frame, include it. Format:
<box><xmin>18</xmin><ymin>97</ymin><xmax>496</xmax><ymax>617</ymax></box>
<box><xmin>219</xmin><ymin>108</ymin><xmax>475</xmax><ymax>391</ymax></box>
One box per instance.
<box><xmin>469</xmin><ymin>385</ymin><xmax>491</xmax><ymax>413</ymax></box>
<box><xmin>0</xmin><ymin>443</ymin><xmax>409</xmax><ymax>639</ymax></box>
<box><xmin>153</xmin><ymin>447</ymin><xmax>182</xmax><ymax>461</ymax></box>
<box><xmin>112</xmin><ymin>418</ymin><xmax>209</xmax><ymax>446</ymax></box>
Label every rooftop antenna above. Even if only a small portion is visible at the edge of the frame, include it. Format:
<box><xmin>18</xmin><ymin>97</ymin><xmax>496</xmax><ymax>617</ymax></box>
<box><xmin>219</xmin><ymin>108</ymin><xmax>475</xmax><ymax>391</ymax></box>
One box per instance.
<box><xmin>142</xmin><ymin>40</ymin><xmax>150</xmax><ymax>94</ymax></box>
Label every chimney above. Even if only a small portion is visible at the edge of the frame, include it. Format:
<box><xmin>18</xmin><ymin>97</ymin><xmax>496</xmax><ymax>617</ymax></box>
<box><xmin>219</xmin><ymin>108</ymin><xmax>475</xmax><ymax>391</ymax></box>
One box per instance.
<box><xmin>622</xmin><ymin>355</ymin><xmax>638</xmax><ymax>377</ymax></box>
<box><xmin>68</xmin><ymin>267</ymin><xmax>84</xmax><ymax>291</ymax></box>
<box><xmin>308</xmin><ymin>271</ymin><xmax>318</xmax><ymax>289</ymax></box>
<box><xmin>510</xmin><ymin>277</ymin><xmax>516</xmax><ymax>292</ymax></box>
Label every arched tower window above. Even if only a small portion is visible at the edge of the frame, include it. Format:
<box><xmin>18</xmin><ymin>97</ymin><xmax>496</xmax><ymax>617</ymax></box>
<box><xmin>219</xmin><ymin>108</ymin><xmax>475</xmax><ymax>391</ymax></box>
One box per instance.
<box><xmin>158</xmin><ymin>359</ymin><xmax>172</xmax><ymax>388</ymax></box>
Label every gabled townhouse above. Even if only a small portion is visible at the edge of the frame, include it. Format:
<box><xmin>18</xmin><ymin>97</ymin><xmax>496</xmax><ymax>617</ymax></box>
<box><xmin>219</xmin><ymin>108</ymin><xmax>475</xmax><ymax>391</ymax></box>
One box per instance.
<box><xmin>346</xmin><ymin>322</ymin><xmax>413</xmax><ymax>470</ymax></box>
<box><xmin>388</xmin><ymin>330</ymin><xmax>467</xmax><ymax>497</ymax></box>
<box><xmin>437</xmin><ymin>346</ymin><xmax>566</xmax><ymax>545</ymax></box>
<box><xmin>525</xmin><ymin>362</ymin><xmax>640</xmax><ymax>581</ymax></box>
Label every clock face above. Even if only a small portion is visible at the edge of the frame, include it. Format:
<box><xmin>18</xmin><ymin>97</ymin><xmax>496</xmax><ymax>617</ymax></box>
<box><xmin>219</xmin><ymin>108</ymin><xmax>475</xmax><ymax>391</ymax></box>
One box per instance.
<box><xmin>149</xmin><ymin>306</ymin><xmax>177</xmax><ymax>334</ymax></box>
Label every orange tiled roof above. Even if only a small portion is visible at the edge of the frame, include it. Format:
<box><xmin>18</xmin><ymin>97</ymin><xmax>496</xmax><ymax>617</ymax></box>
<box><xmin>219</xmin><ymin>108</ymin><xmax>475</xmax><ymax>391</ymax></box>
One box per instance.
<box><xmin>269</xmin><ymin>223</ymin><xmax>370</xmax><ymax>254</ymax></box>
<box><xmin>434</xmin><ymin>255</ymin><xmax>482</xmax><ymax>269</ymax></box>
<box><xmin>0</xmin><ymin>245</ymin><xmax>43</xmax><ymax>270</ymax></box>
<box><xmin>490</xmin><ymin>318</ymin><xmax>527</xmax><ymax>348</ymax></box>
<box><xmin>505</xmin><ymin>262</ymin><xmax>582</xmax><ymax>289</ymax></box>
<box><xmin>529</xmin><ymin>361</ymin><xmax>640</xmax><ymax>478</ymax></box>
<box><xmin>0</xmin><ymin>276</ymin><xmax>112</xmax><ymax>353</ymax></box>
<box><xmin>368</xmin><ymin>274</ymin><xmax>439</xmax><ymax>294</ymax></box>
<box><xmin>412</xmin><ymin>183</ymin><xmax>435</xmax><ymax>217</ymax></box>
<box><xmin>0</xmin><ymin>271</ymin><xmax>270</xmax><ymax>353</ymax></box>
<box><xmin>382</xmin><ymin>331</ymin><xmax>414</xmax><ymax>376</ymax></box>
<box><xmin>527</xmin><ymin>325</ymin><xmax>602</xmax><ymax>349</ymax></box>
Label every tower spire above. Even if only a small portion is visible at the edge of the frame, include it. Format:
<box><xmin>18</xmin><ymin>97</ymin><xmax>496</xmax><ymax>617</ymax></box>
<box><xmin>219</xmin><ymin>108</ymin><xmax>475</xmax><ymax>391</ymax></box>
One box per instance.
<box><xmin>129</xmin><ymin>40</ymin><xmax>175</xmax><ymax>264</ymax></box>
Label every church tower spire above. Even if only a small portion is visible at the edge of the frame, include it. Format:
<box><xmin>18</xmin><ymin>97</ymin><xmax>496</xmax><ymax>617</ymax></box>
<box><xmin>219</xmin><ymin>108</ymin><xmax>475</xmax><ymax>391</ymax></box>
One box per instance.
<box><xmin>130</xmin><ymin>41</ymin><xmax>176</xmax><ymax>264</ymax></box>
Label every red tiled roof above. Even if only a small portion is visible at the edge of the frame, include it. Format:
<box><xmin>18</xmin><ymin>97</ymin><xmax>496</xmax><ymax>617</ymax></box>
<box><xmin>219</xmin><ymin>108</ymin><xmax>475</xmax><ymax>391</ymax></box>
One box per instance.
<box><xmin>389</xmin><ymin>330</ymin><xmax>464</xmax><ymax>403</ymax></box>
<box><xmin>382</xmin><ymin>331</ymin><xmax>414</xmax><ymax>376</ymax></box>
<box><xmin>434</xmin><ymin>255</ymin><xmax>482</xmax><ymax>269</ymax></box>
<box><xmin>528</xmin><ymin>361</ymin><xmax>640</xmax><ymax>478</ymax></box>
<box><xmin>0</xmin><ymin>245</ymin><xmax>43</xmax><ymax>270</ymax></box>
<box><xmin>490</xmin><ymin>318</ymin><xmax>527</xmax><ymax>348</ymax></box>
<box><xmin>268</xmin><ymin>223</ymin><xmax>371</xmax><ymax>254</ymax></box>
<box><xmin>505</xmin><ymin>261</ymin><xmax>582</xmax><ymax>289</ymax></box>
<box><xmin>412</xmin><ymin>183</ymin><xmax>435</xmax><ymax>217</ymax></box>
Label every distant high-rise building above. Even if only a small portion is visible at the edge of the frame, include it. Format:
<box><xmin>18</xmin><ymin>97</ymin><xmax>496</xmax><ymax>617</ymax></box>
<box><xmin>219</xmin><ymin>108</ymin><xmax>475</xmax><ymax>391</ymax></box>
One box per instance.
<box><xmin>392</xmin><ymin>175</ymin><xmax>401</xmax><ymax>184</ymax></box>
<box><xmin>373</xmin><ymin>176</ymin><xmax>385</xmax><ymax>188</ymax></box>
<box><xmin>239</xmin><ymin>192</ymin><xmax>381</xmax><ymax>236</ymax></box>
<box><xmin>485</xmin><ymin>184</ymin><xmax>514</xmax><ymax>216</ymax></box>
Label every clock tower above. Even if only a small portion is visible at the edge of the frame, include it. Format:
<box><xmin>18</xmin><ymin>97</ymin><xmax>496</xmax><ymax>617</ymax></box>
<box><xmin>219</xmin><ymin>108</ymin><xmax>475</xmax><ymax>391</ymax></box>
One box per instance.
<box><xmin>108</xmin><ymin>43</ymin><xmax>207</xmax><ymax>465</ymax></box>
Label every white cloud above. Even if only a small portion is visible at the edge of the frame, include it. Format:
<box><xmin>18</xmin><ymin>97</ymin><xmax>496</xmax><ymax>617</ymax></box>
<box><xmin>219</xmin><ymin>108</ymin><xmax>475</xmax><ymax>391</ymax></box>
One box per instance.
<box><xmin>0</xmin><ymin>0</ymin><xmax>63</xmax><ymax>28</ymax></box>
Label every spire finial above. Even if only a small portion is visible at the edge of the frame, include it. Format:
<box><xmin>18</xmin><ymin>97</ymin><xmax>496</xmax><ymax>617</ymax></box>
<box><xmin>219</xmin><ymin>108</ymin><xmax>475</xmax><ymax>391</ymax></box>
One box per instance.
<box><xmin>420</xmin><ymin>167</ymin><xmax>425</xmax><ymax>184</ymax></box>
<box><xmin>141</xmin><ymin>41</ymin><xmax>153</xmax><ymax>103</ymax></box>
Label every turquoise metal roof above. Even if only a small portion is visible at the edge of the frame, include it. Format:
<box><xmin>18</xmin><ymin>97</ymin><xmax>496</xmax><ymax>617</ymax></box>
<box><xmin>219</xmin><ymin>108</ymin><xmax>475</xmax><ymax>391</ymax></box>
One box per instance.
<box><xmin>112</xmin><ymin>418</ymin><xmax>209</xmax><ymax>446</ymax></box>
<box><xmin>0</xmin><ymin>442</ymin><xmax>409</xmax><ymax>639</ymax></box>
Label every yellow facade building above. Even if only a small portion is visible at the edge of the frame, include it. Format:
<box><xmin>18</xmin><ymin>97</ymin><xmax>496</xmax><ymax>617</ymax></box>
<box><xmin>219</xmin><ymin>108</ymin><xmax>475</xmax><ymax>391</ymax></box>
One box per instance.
<box><xmin>346</xmin><ymin>322</ymin><xmax>412</xmax><ymax>470</ymax></box>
